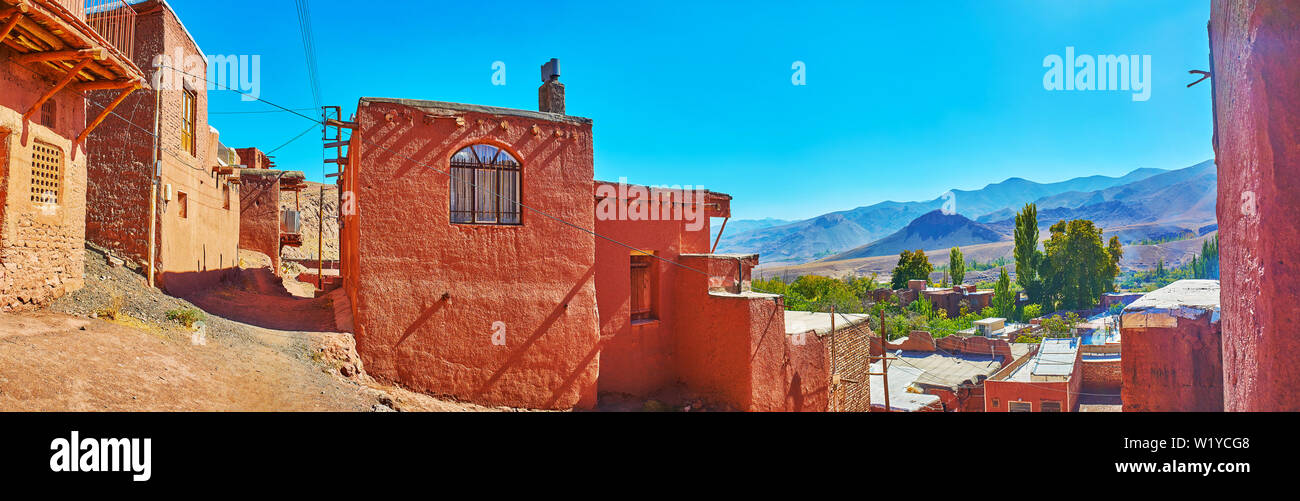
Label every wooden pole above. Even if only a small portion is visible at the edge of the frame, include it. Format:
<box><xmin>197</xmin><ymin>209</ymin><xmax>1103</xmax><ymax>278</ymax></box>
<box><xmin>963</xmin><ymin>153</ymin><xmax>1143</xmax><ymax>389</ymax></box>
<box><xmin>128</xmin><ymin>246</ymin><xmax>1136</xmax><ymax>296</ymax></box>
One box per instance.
<box><xmin>24</xmin><ymin>57</ymin><xmax>91</xmax><ymax>121</ymax></box>
<box><xmin>317</xmin><ymin>184</ymin><xmax>324</xmax><ymax>289</ymax></box>
<box><xmin>881</xmin><ymin>308</ymin><xmax>889</xmax><ymax>412</ymax></box>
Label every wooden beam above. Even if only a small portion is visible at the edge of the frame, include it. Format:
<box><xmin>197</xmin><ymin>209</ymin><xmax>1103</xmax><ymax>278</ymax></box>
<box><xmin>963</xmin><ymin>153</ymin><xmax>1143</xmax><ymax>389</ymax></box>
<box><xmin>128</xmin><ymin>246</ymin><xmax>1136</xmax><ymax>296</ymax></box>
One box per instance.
<box><xmin>73</xmin><ymin>78</ymin><xmax>142</xmax><ymax>92</ymax></box>
<box><xmin>17</xmin><ymin>47</ymin><xmax>103</xmax><ymax>63</ymax></box>
<box><xmin>24</xmin><ymin>57</ymin><xmax>90</xmax><ymax>121</ymax></box>
<box><xmin>0</xmin><ymin>9</ymin><xmax>23</xmax><ymax>41</ymax></box>
<box><xmin>324</xmin><ymin>119</ymin><xmax>356</xmax><ymax>129</ymax></box>
<box><xmin>76</xmin><ymin>83</ymin><xmax>138</xmax><ymax>145</ymax></box>
<box><xmin>323</xmin><ymin>140</ymin><xmax>349</xmax><ymax>149</ymax></box>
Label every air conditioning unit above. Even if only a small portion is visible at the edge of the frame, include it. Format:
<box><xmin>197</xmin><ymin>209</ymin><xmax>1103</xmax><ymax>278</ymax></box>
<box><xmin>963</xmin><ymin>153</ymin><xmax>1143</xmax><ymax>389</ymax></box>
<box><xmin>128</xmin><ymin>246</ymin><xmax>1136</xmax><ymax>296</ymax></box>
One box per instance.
<box><xmin>281</xmin><ymin>210</ymin><xmax>301</xmax><ymax>234</ymax></box>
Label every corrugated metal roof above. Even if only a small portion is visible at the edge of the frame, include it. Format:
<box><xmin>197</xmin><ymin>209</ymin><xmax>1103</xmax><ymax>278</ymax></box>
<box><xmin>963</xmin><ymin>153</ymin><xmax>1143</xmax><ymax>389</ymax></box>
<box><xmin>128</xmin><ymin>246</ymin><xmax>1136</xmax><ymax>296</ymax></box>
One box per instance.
<box><xmin>1032</xmin><ymin>338</ymin><xmax>1078</xmax><ymax>377</ymax></box>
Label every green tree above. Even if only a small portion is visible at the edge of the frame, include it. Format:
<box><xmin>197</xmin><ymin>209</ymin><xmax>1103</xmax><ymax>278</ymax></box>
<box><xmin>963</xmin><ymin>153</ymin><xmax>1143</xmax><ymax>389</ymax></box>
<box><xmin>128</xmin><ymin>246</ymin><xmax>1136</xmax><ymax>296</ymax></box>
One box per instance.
<box><xmin>949</xmin><ymin>247</ymin><xmax>965</xmax><ymax>285</ymax></box>
<box><xmin>1189</xmin><ymin>235</ymin><xmax>1219</xmax><ymax>279</ymax></box>
<box><xmin>1013</xmin><ymin>203</ymin><xmax>1044</xmax><ymax>305</ymax></box>
<box><xmin>890</xmin><ymin>249</ymin><xmax>934</xmax><ymax>289</ymax></box>
<box><xmin>992</xmin><ymin>267</ymin><xmax>1015</xmax><ymax>318</ymax></box>
<box><xmin>1041</xmin><ymin>219</ymin><xmax>1122</xmax><ymax>310</ymax></box>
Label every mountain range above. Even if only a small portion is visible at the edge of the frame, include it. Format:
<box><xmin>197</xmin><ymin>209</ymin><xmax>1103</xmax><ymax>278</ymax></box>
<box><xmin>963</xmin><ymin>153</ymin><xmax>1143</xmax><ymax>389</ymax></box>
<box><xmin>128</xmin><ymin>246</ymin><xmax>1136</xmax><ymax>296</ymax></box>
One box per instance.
<box><xmin>716</xmin><ymin>160</ymin><xmax>1216</xmax><ymax>265</ymax></box>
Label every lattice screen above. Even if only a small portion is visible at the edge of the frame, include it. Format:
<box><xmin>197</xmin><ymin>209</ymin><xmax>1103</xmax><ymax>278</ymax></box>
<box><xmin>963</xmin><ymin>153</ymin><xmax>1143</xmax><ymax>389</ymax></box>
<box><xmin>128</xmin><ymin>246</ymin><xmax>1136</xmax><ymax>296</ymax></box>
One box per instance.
<box><xmin>31</xmin><ymin>142</ymin><xmax>62</xmax><ymax>205</ymax></box>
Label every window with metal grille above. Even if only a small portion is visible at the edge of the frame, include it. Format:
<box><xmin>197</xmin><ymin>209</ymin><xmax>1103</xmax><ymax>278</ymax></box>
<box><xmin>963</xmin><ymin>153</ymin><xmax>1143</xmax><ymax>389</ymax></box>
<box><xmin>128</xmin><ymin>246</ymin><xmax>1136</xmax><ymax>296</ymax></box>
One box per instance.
<box><xmin>449</xmin><ymin>144</ymin><xmax>520</xmax><ymax>224</ymax></box>
<box><xmin>1040</xmin><ymin>400</ymin><xmax>1062</xmax><ymax>412</ymax></box>
<box><xmin>181</xmin><ymin>88</ymin><xmax>196</xmax><ymax>156</ymax></box>
<box><xmin>30</xmin><ymin>142</ymin><xmax>62</xmax><ymax>205</ymax></box>
<box><xmin>1008</xmin><ymin>401</ymin><xmax>1032</xmax><ymax>412</ymax></box>
<box><xmin>630</xmin><ymin>253</ymin><xmax>656</xmax><ymax>321</ymax></box>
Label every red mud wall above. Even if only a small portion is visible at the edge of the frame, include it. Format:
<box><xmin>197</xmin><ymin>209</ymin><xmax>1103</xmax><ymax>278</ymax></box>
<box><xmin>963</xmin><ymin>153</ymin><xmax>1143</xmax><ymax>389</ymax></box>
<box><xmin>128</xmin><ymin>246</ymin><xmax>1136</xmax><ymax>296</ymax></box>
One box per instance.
<box><xmin>672</xmin><ymin>255</ymin><xmax>819</xmax><ymax>411</ymax></box>
<box><xmin>1122</xmin><ymin>316</ymin><xmax>1223</xmax><ymax>412</ymax></box>
<box><xmin>87</xmin><ymin>1</ymin><xmax>241</xmax><ymax>295</ymax></box>
<box><xmin>1210</xmin><ymin>0</ymin><xmax>1300</xmax><ymax>411</ymax></box>
<box><xmin>0</xmin><ymin>51</ymin><xmax>89</xmax><ymax>310</ymax></box>
<box><xmin>347</xmin><ymin>99</ymin><xmax>599</xmax><ymax>409</ymax></box>
<box><xmin>592</xmin><ymin>188</ymin><xmax>711</xmax><ymax>396</ymax></box>
<box><xmin>237</xmin><ymin>171</ymin><xmax>281</xmax><ymax>271</ymax></box>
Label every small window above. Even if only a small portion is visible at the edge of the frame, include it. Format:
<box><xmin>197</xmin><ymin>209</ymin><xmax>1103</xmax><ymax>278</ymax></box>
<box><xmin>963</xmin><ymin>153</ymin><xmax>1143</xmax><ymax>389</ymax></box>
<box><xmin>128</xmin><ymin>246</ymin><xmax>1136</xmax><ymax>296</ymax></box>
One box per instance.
<box><xmin>223</xmin><ymin>183</ymin><xmax>231</xmax><ymax>210</ymax></box>
<box><xmin>449</xmin><ymin>144</ymin><xmax>520</xmax><ymax>224</ymax></box>
<box><xmin>181</xmin><ymin>89</ymin><xmax>197</xmax><ymax>156</ymax></box>
<box><xmin>177</xmin><ymin>191</ymin><xmax>188</xmax><ymax>219</ymax></box>
<box><xmin>630</xmin><ymin>253</ymin><xmax>657</xmax><ymax>322</ymax></box>
<box><xmin>31</xmin><ymin>142</ymin><xmax>62</xmax><ymax>205</ymax></box>
<box><xmin>40</xmin><ymin>100</ymin><xmax>56</xmax><ymax>129</ymax></box>
<box><xmin>1008</xmin><ymin>401</ymin><xmax>1032</xmax><ymax>412</ymax></box>
<box><xmin>991</xmin><ymin>398</ymin><xmax>1000</xmax><ymax>408</ymax></box>
<box><xmin>1040</xmin><ymin>400</ymin><xmax>1062</xmax><ymax>412</ymax></box>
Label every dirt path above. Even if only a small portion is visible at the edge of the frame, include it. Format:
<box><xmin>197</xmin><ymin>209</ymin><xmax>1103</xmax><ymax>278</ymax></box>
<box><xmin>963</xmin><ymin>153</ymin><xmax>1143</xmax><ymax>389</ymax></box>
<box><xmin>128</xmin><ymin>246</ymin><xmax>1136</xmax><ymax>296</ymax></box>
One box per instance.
<box><xmin>0</xmin><ymin>247</ymin><xmax>507</xmax><ymax>412</ymax></box>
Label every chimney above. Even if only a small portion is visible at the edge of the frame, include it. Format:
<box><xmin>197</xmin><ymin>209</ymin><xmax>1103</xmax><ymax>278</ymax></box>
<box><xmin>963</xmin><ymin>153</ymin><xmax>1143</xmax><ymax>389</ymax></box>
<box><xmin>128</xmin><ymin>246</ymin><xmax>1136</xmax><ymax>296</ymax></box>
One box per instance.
<box><xmin>539</xmin><ymin>58</ymin><xmax>564</xmax><ymax>114</ymax></box>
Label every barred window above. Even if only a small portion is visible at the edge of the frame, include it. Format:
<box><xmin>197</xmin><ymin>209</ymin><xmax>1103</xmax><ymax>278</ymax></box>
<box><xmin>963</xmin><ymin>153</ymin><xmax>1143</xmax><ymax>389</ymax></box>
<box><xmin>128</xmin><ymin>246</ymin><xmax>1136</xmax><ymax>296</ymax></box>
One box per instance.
<box><xmin>449</xmin><ymin>144</ymin><xmax>520</xmax><ymax>224</ymax></box>
<box><xmin>31</xmin><ymin>142</ymin><xmax>62</xmax><ymax>205</ymax></box>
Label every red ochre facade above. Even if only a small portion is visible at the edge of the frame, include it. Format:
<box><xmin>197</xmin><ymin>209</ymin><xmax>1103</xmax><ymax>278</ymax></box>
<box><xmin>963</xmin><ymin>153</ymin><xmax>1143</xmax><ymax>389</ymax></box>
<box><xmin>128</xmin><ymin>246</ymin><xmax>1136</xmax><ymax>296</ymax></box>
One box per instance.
<box><xmin>85</xmin><ymin>0</ymin><xmax>240</xmax><ymax>296</ymax></box>
<box><xmin>1210</xmin><ymin>0</ymin><xmax>1300</xmax><ymax>411</ymax></box>
<box><xmin>341</xmin><ymin>98</ymin><xmax>601</xmax><ymax>410</ymax></box>
<box><xmin>339</xmin><ymin>97</ymin><xmax>844</xmax><ymax>410</ymax></box>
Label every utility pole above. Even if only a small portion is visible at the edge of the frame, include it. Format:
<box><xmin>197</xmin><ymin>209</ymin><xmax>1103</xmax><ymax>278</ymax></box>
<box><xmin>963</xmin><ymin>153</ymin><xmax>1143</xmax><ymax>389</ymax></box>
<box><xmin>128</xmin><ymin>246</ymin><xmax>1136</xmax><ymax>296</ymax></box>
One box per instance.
<box><xmin>317</xmin><ymin>184</ymin><xmax>324</xmax><ymax>290</ymax></box>
<box><xmin>867</xmin><ymin>308</ymin><xmax>897</xmax><ymax>411</ymax></box>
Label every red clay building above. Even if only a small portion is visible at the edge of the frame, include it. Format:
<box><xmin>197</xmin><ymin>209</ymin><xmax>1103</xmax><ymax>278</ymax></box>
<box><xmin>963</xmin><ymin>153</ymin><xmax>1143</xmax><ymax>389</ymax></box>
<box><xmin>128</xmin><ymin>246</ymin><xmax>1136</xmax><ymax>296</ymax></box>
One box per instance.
<box><xmin>1210</xmin><ymin>0</ymin><xmax>1300</xmax><ymax>411</ymax></box>
<box><xmin>236</xmin><ymin>149</ymin><xmax>304</xmax><ymax>274</ymax></box>
<box><xmin>0</xmin><ymin>0</ymin><xmax>144</xmax><ymax>309</ymax></box>
<box><xmin>984</xmin><ymin>337</ymin><xmax>1083</xmax><ymax>412</ymax></box>
<box><xmin>335</xmin><ymin>68</ymin><xmax>873</xmax><ymax>411</ymax></box>
<box><xmin>84</xmin><ymin>0</ymin><xmax>240</xmax><ymax>295</ymax></box>
<box><xmin>1120</xmin><ymin>280</ymin><xmax>1222</xmax><ymax>412</ymax></box>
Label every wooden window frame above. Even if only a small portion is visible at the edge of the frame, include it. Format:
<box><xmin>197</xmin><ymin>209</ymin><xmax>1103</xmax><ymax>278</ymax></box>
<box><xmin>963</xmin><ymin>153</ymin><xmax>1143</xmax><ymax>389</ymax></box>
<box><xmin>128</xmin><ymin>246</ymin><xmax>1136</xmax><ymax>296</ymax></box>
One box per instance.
<box><xmin>449</xmin><ymin>144</ymin><xmax>521</xmax><ymax>225</ymax></box>
<box><xmin>177</xmin><ymin>191</ymin><xmax>188</xmax><ymax>219</ymax></box>
<box><xmin>630</xmin><ymin>252</ymin><xmax>658</xmax><ymax>322</ymax></box>
<box><xmin>1040</xmin><ymin>400</ymin><xmax>1062</xmax><ymax>412</ymax></box>
<box><xmin>181</xmin><ymin>88</ymin><xmax>197</xmax><ymax>156</ymax></box>
<box><xmin>1008</xmin><ymin>401</ymin><xmax>1032</xmax><ymax>412</ymax></box>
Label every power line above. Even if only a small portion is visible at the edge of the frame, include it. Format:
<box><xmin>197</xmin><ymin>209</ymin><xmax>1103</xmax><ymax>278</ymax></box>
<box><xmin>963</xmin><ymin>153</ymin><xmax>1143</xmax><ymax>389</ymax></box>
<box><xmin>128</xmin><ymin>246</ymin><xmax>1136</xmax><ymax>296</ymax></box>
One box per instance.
<box><xmin>267</xmin><ymin>123</ymin><xmax>319</xmax><ymax>154</ymax></box>
<box><xmin>156</xmin><ymin>63</ymin><xmax>714</xmax><ymax>279</ymax></box>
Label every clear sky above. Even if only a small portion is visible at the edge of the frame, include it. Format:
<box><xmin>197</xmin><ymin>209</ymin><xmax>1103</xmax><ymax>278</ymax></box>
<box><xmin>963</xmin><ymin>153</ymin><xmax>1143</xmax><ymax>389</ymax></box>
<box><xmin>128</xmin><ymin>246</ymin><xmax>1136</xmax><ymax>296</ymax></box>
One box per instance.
<box><xmin>179</xmin><ymin>0</ymin><xmax>1214</xmax><ymax>220</ymax></box>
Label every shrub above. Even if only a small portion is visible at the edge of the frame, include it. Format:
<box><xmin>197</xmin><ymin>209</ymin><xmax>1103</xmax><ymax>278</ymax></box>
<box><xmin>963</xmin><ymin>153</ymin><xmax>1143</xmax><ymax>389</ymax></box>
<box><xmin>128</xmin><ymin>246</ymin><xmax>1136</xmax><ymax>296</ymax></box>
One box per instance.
<box><xmin>166</xmin><ymin>308</ymin><xmax>206</xmax><ymax>329</ymax></box>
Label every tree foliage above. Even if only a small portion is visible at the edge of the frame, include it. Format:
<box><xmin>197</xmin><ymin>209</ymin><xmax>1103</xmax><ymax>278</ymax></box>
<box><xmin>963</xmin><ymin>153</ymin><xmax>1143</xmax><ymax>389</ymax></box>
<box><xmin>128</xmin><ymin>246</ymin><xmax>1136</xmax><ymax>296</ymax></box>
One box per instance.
<box><xmin>890</xmin><ymin>249</ymin><xmax>934</xmax><ymax>289</ymax></box>
<box><xmin>949</xmin><ymin>247</ymin><xmax>965</xmax><ymax>285</ymax></box>
<box><xmin>992</xmin><ymin>267</ymin><xmax>1015</xmax><ymax>319</ymax></box>
<box><xmin>1014</xmin><ymin>203</ymin><xmax>1123</xmax><ymax>311</ymax></box>
<box><xmin>1013</xmin><ymin>203</ymin><xmax>1044</xmax><ymax>304</ymax></box>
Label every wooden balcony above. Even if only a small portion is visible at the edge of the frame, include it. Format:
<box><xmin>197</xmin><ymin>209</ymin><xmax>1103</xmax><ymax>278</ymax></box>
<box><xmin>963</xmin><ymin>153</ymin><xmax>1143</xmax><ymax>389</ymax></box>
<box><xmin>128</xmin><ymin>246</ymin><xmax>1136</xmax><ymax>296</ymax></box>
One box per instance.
<box><xmin>1</xmin><ymin>0</ymin><xmax>146</xmax><ymax>143</ymax></box>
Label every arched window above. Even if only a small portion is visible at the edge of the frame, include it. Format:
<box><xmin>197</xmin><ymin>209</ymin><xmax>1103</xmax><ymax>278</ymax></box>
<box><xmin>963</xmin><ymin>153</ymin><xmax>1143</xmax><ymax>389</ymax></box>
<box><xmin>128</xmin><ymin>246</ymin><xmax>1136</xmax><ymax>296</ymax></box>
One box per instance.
<box><xmin>449</xmin><ymin>144</ymin><xmax>521</xmax><ymax>224</ymax></box>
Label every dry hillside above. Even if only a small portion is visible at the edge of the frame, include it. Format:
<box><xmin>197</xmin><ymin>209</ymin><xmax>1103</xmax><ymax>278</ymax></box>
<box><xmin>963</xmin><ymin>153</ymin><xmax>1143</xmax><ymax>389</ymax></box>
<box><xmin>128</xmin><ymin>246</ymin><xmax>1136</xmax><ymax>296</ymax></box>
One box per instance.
<box><xmin>281</xmin><ymin>181</ymin><xmax>340</xmax><ymax>261</ymax></box>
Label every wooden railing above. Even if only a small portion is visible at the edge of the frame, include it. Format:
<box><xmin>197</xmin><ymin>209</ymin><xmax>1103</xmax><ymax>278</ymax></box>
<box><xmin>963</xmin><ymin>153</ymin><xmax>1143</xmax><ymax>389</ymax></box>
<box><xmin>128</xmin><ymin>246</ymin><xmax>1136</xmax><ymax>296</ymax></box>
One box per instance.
<box><xmin>84</xmin><ymin>0</ymin><xmax>135</xmax><ymax>60</ymax></box>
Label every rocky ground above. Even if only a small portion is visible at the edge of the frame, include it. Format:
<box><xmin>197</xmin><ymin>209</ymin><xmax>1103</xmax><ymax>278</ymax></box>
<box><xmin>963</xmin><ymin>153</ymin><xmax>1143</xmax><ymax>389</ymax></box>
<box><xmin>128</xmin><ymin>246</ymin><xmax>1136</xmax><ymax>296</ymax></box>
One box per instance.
<box><xmin>0</xmin><ymin>246</ymin><xmax>509</xmax><ymax>412</ymax></box>
<box><xmin>281</xmin><ymin>181</ymin><xmax>339</xmax><ymax>262</ymax></box>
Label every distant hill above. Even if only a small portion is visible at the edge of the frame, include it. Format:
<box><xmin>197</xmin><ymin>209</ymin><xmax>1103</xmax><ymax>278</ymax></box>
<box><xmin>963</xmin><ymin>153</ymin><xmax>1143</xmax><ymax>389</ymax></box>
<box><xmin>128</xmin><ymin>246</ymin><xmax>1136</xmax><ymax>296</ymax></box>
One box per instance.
<box><xmin>715</xmin><ymin>167</ymin><xmax>1167</xmax><ymax>264</ymax></box>
<box><xmin>709</xmin><ymin>218</ymin><xmax>793</xmax><ymax>241</ymax></box>
<box><xmin>822</xmin><ymin>210</ymin><xmax>1007</xmax><ymax>261</ymax></box>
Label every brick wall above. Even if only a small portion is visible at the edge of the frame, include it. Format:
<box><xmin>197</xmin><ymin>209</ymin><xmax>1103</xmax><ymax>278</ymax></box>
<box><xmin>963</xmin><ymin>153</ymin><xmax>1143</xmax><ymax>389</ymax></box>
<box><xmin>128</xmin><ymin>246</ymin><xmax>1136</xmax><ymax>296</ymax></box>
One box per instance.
<box><xmin>1081</xmin><ymin>359</ymin><xmax>1122</xmax><ymax>392</ymax></box>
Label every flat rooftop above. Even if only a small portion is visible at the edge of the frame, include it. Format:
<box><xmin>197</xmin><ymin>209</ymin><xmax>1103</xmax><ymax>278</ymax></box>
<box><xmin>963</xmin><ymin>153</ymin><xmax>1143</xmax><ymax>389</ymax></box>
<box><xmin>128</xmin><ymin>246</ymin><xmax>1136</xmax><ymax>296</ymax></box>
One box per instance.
<box><xmin>885</xmin><ymin>350</ymin><xmax>1004</xmax><ymax>388</ymax></box>
<box><xmin>1122</xmin><ymin>279</ymin><xmax>1220</xmax><ymax>329</ymax></box>
<box><xmin>1006</xmin><ymin>337</ymin><xmax>1079</xmax><ymax>382</ymax></box>
<box><xmin>869</xmin><ymin>363</ymin><xmax>942</xmax><ymax>412</ymax></box>
<box><xmin>359</xmin><ymin>97</ymin><xmax>593</xmax><ymax>125</ymax></box>
<box><xmin>784</xmin><ymin>311</ymin><xmax>869</xmax><ymax>336</ymax></box>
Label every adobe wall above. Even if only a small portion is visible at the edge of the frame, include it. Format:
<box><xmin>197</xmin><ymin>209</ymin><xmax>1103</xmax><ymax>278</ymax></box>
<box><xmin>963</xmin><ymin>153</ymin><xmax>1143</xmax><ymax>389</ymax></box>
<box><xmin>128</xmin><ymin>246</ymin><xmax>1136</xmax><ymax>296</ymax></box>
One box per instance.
<box><xmin>346</xmin><ymin>99</ymin><xmax>599</xmax><ymax>409</ymax></box>
<box><xmin>86</xmin><ymin>1</ymin><xmax>241</xmax><ymax>295</ymax></box>
<box><xmin>592</xmin><ymin>183</ymin><xmax>715</xmax><ymax>397</ymax></box>
<box><xmin>238</xmin><ymin>170</ymin><xmax>282</xmax><ymax>272</ymax></box>
<box><xmin>1121</xmin><ymin>315</ymin><xmax>1222</xmax><ymax>412</ymax></box>
<box><xmin>1210</xmin><ymin>0</ymin><xmax>1300</xmax><ymax>411</ymax></box>
<box><xmin>0</xmin><ymin>53</ymin><xmax>89</xmax><ymax>310</ymax></box>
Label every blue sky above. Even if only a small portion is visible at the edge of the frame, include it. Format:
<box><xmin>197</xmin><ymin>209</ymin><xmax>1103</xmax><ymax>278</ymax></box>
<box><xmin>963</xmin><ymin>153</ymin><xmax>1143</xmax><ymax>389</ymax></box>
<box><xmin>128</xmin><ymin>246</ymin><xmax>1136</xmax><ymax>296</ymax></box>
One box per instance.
<box><xmin>180</xmin><ymin>0</ymin><xmax>1214</xmax><ymax>220</ymax></box>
